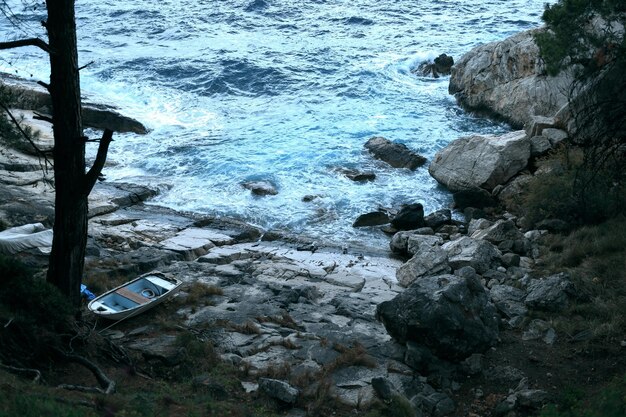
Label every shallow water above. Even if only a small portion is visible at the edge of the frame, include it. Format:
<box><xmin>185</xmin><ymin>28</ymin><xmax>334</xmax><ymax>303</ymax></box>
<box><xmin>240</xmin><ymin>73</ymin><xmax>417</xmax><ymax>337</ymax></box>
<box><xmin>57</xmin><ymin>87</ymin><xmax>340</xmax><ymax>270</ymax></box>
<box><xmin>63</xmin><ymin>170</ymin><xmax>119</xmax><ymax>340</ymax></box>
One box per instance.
<box><xmin>0</xmin><ymin>0</ymin><xmax>548</xmax><ymax>247</ymax></box>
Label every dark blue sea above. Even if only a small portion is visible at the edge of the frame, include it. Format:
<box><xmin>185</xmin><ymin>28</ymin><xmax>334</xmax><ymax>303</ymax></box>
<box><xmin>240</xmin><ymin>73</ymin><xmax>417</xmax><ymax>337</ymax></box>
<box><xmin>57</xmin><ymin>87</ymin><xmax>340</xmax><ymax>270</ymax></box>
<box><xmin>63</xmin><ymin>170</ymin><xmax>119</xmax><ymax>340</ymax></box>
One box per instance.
<box><xmin>1</xmin><ymin>0</ymin><xmax>547</xmax><ymax>247</ymax></box>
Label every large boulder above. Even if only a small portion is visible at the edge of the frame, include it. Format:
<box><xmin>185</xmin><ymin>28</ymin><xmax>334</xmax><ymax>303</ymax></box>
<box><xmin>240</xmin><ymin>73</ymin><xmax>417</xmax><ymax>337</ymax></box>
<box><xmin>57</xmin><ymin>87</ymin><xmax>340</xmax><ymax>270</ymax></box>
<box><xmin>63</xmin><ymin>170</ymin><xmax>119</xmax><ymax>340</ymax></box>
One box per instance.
<box><xmin>376</xmin><ymin>272</ymin><xmax>499</xmax><ymax>361</ymax></box>
<box><xmin>429</xmin><ymin>130</ymin><xmax>530</xmax><ymax>192</ymax></box>
<box><xmin>364</xmin><ymin>137</ymin><xmax>427</xmax><ymax>170</ymax></box>
<box><xmin>442</xmin><ymin>236</ymin><xmax>501</xmax><ymax>274</ymax></box>
<box><xmin>449</xmin><ymin>29</ymin><xmax>572</xmax><ymax>128</ymax></box>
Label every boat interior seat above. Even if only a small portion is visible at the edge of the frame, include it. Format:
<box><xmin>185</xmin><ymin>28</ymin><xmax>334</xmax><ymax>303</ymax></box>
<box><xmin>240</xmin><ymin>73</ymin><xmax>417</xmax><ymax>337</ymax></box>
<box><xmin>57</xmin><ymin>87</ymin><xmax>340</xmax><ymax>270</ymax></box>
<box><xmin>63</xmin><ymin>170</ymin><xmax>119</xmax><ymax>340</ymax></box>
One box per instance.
<box><xmin>116</xmin><ymin>287</ymin><xmax>151</xmax><ymax>304</ymax></box>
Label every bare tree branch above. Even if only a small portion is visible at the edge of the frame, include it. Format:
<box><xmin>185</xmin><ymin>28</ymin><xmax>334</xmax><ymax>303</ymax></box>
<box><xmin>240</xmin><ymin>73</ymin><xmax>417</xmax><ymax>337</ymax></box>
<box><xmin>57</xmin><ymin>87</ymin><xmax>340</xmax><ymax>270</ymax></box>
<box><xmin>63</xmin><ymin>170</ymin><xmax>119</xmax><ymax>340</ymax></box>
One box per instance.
<box><xmin>0</xmin><ymin>362</ymin><xmax>42</xmax><ymax>383</ymax></box>
<box><xmin>33</xmin><ymin>112</ymin><xmax>53</xmax><ymax>124</ymax></box>
<box><xmin>0</xmin><ymin>37</ymin><xmax>49</xmax><ymax>53</ymax></box>
<box><xmin>83</xmin><ymin>128</ymin><xmax>113</xmax><ymax>196</ymax></box>
<box><xmin>53</xmin><ymin>349</ymin><xmax>116</xmax><ymax>395</ymax></box>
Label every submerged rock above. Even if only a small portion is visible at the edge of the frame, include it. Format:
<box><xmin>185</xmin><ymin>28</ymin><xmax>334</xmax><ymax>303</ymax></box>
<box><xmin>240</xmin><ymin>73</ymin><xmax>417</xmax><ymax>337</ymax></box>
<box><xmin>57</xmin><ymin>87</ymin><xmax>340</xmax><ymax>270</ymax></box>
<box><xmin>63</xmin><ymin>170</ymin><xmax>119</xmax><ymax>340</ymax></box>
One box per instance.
<box><xmin>242</xmin><ymin>180</ymin><xmax>278</xmax><ymax>196</ymax></box>
<box><xmin>364</xmin><ymin>136</ymin><xmax>427</xmax><ymax>170</ymax></box>
<box><xmin>415</xmin><ymin>53</ymin><xmax>455</xmax><ymax>78</ymax></box>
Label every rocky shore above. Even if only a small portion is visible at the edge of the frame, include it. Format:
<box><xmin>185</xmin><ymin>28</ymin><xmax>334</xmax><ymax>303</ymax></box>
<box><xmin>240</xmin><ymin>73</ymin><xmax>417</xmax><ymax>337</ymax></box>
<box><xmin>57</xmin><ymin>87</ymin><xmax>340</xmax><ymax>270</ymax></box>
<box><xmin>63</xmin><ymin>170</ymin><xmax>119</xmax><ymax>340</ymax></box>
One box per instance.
<box><xmin>0</xmin><ymin>27</ymin><xmax>620</xmax><ymax>416</ymax></box>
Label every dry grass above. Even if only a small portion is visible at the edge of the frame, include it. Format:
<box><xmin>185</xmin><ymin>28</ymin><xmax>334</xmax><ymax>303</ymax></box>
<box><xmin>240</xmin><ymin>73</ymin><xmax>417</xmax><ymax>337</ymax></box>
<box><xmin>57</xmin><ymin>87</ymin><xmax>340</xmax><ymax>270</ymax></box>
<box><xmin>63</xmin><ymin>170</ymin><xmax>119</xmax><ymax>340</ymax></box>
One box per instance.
<box><xmin>538</xmin><ymin>216</ymin><xmax>626</xmax><ymax>343</ymax></box>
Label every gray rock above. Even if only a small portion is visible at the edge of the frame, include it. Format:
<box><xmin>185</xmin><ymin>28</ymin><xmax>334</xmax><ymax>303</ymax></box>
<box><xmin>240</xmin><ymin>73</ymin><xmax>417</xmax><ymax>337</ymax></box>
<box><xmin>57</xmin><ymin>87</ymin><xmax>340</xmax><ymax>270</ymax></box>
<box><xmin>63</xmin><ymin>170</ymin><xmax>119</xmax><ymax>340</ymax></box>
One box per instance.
<box><xmin>461</xmin><ymin>353</ymin><xmax>484</xmax><ymax>375</ymax></box>
<box><xmin>417</xmin><ymin>392</ymin><xmax>456</xmax><ymax>416</ymax></box>
<box><xmin>364</xmin><ymin>136</ymin><xmax>427</xmax><ymax>170</ymax></box>
<box><xmin>259</xmin><ymin>378</ymin><xmax>299</xmax><ymax>404</ymax></box>
<box><xmin>371</xmin><ymin>377</ymin><xmax>398</xmax><ymax>402</ymax></box>
<box><xmin>490</xmin><ymin>285</ymin><xmax>528</xmax><ymax>320</ymax></box>
<box><xmin>525</xmin><ymin>273</ymin><xmax>574</xmax><ymax>312</ymax></box>
<box><xmin>530</xmin><ymin>135</ymin><xmax>552</xmax><ymax>156</ymax></box>
<box><xmin>501</xmin><ymin>253</ymin><xmax>521</xmax><ymax>267</ymax></box>
<box><xmin>390</xmin><ymin>232</ymin><xmax>443</xmax><ymax>257</ymax></box>
<box><xmin>449</xmin><ymin>29</ymin><xmax>572</xmax><ymax>128</ymax></box>
<box><xmin>126</xmin><ymin>335</ymin><xmax>185</xmax><ymax>365</ymax></box>
<box><xmin>467</xmin><ymin>218</ymin><xmax>493</xmax><ymax>236</ymax></box>
<box><xmin>396</xmin><ymin>246</ymin><xmax>450</xmax><ymax>287</ymax></box>
<box><xmin>353</xmin><ymin>211</ymin><xmax>390</xmax><ymax>227</ymax></box>
<box><xmin>542</xmin><ymin>128</ymin><xmax>568</xmax><ymax>146</ymax></box>
<box><xmin>424</xmin><ymin>209</ymin><xmax>451</xmax><ymax>230</ymax></box>
<box><xmin>429</xmin><ymin>131</ymin><xmax>530</xmax><ymax>192</ymax></box>
<box><xmin>517</xmin><ymin>389</ymin><xmax>549</xmax><ymax>409</ymax></box>
<box><xmin>442</xmin><ymin>236</ymin><xmax>502</xmax><ymax>274</ymax></box>
<box><xmin>471</xmin><ymin>219</ymin><xmax>524</xmax><ymax>245</ymax></box>
<box><xmin>377</xmin><ymin>273</ymin><xmax>499</xmax><ymax>361</ymax></box>
<box><xmin>522</xmin><ymin>319</ymin><xmax>557</xmax><ymax>345</ymax></box>
<box><xmin>407</xmin><ymin>234</ymin><xmax>445</xmax><ymax>257</ymax></box>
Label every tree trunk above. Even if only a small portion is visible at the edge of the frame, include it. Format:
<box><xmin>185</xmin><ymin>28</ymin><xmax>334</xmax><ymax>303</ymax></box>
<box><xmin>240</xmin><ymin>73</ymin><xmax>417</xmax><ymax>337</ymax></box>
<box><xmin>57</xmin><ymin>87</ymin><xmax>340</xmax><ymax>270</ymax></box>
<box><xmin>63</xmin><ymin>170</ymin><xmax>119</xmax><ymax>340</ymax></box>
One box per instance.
<box><xmin>45</xmin><ymin>0</ymin><xmax>87</xmax><ymax>307</ymax></box>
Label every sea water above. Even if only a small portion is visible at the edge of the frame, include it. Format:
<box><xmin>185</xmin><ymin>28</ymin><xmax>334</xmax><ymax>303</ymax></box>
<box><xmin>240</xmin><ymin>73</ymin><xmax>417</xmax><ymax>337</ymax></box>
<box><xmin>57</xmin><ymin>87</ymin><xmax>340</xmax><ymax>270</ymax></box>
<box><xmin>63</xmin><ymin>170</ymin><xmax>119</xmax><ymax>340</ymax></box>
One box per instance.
<box><xmin>0</xmin><ymin>0</ymin><xmax>548</xmax><ymax>248</ymax></box>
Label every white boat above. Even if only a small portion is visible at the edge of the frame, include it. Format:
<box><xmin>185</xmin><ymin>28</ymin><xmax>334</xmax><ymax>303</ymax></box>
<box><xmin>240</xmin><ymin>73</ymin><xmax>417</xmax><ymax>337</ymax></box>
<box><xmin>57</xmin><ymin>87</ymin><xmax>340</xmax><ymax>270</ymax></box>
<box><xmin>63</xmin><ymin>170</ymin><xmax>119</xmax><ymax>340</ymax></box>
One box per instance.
<box><xmin>87</xmin><ymin>272</ymin><xmax>182</xmax><ymax>320</ymax></box>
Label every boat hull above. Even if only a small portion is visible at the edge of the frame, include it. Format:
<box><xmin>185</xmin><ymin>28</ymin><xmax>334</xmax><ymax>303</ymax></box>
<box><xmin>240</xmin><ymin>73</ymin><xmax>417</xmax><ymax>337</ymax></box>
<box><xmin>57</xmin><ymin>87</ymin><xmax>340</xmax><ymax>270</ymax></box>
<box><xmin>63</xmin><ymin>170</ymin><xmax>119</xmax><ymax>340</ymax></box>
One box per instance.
<box><xmin>87</xmin><ymin>272</ymin><xmax>182</xmax><ymax>320</ymax></box>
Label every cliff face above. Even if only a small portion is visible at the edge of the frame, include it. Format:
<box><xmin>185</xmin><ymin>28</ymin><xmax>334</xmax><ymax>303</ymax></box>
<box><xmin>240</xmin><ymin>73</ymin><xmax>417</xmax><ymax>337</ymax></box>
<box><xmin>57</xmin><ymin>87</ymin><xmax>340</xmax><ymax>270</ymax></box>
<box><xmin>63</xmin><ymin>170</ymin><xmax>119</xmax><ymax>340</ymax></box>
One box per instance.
<box><xmin>449</xmin><ymin>29</ymin><xmax>573</xmax><ymax>129</ymax></box>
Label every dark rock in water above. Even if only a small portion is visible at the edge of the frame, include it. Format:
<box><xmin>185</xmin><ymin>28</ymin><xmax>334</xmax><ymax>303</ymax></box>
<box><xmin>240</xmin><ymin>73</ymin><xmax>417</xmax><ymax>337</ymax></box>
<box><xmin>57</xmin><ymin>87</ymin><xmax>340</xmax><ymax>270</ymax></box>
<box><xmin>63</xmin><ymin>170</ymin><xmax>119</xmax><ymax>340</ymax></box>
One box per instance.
<box><xmin>415</xmin><ymin>54</ymin><xmax>455</xmax><ymax>78</ymax></box>
<box><xmin>302</xmin><ymin>194</ymin><xmax>319</xmax><ymax>202</ymax></box>
<box><xmin>335</xmin><ymin>167</ymin><xmax>376</xmax><ymax>182</ymax></box>
<box><xmin>376</xmin><ymin>272</ymin><xmax>499</xmax><ymax>361</ymax></box>
<box><xmin>453</xmin><ymin>189</ymin><xmax>497</xmax><ymax>209</ymax></box>
<box><xmin>82</xmin><ymin>104</ymin><xmax>148</xmax><ymax>134</ymax></box>
<box><xmin>364</xmin><ymin>136</ymin><xmax>427</xmax><ymax>170</ymax></box>
<box><xmin>353</xmin><ymin>211</ymin><xmax>390</xmax><ymax>227</ymax></box>
<box><xmin>424</xmin><ymin>209</ymin><xmax>452</xmax><ymax>230</ymax></box>
<box><xmin>242</xmin><ymin>180</ymin><xmax>278</xmax><ymax>196</ymax></box>
<box><xmin>391</xmin><ymin>203</ymin><xmax>425</xmax><ymax>230</ymax></box>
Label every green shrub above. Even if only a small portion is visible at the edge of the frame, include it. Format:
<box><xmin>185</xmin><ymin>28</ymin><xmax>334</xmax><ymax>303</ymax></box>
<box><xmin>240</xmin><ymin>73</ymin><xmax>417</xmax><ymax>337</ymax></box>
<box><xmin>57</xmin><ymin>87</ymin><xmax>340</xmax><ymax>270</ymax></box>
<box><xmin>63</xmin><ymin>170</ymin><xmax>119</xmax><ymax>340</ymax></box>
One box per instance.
<box><xmin>540</xmin><ymin>374</ymin><xmax>626</xmax><ymax>417</ymax></box>
<box><xmin>522</xmin><ymin>148</ymin><xmax>626</xmax><ymax>228</ymax></box>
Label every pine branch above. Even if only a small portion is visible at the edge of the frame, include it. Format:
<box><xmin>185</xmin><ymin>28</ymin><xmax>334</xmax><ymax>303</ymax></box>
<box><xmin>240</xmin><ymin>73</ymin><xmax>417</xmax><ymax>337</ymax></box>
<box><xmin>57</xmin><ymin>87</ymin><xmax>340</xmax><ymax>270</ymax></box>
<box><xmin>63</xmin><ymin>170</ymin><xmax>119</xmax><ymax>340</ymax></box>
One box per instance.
<box><xmin>0</xmin><ymin>37</ymin><xmax>49</xmax><ymax>53</ymax></box>
<box><xmin>83</xmin><ymin>128</ymin><xmax>113</xmax><ymax>196</ymax></box>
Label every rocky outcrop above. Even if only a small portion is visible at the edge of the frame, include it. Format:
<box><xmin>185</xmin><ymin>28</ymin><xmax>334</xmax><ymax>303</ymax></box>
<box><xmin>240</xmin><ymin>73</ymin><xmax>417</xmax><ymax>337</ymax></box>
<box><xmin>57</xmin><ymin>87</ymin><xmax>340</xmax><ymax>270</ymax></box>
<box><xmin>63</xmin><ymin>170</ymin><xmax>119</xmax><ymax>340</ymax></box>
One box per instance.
<box><xmin>376</xmin><ymin>270</ymin><xmax>499</xmax><ymax>361</ymax></box>
<box><xmin>1</xmin><ymin>73</ymin><xmax>148</xmax><ymax>134</ymax></box>
<box><xmin>449</xmin><ymin>29</ymin><xmax>572</xmax><ymax>128</ymax></box>
<box><xmin>364</xmin><ymin>136</ymin><xmax>426</xmax><ymax>170</ymax></box>
<box><xmin>429</xmin><ymin>130</ymin><xmax>530</xmax><ymax>192</ymax></box>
